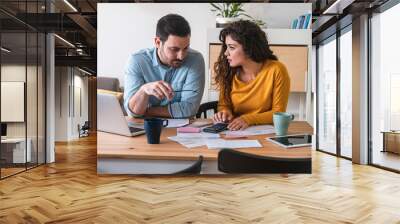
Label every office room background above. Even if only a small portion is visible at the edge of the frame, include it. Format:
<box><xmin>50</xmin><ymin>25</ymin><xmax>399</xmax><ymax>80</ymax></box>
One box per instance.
<box><xmin>96</xmin><ymin>3</ymin><xmax>313</xmax><ymax>175</ymax></box>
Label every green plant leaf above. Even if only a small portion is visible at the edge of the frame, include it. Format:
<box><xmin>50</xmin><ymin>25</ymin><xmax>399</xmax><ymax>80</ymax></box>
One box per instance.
<box><xmin>224</xmin><ymin>9</ymin><xmax>229</xmax><ymax>17</ymax></box>
<box><xmin>210</xmin><ymin>2</ymin><xmax>253</xmax><ymax>19</ymax></box>
<box><xmin>210</xmin><ymin>3</ymin><xmax>221</xmax><ymax>11</ymax></box>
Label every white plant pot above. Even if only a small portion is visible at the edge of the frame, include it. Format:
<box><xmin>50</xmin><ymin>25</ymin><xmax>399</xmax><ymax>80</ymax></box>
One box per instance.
<box><xmin>216</xmin><ymin>17</ymin><xmax>240</xmax><ymax>28</ymax></box>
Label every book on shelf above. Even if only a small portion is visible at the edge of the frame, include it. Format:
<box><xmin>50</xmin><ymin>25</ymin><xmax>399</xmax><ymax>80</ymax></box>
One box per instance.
<box><xmin>291</xmin><ymin>19</ymin><xmax>298</xmax><ymax>29</ymax></box>
<box><xmin>298</xmin><ymin>15</ymin><xmax>305</xmax><ymax>29</ymax></box>
<box><xmin>303</xmin><ymin>14</ymin><xmax>312</xmax><ymax>29</ymax></box>
<box><xmin>291</xmin><ymin>13</ymin><xmax>312</xmax><ymax>29</ymax></box>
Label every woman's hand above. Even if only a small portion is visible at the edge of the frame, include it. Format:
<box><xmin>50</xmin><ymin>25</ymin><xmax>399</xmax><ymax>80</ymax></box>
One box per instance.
<box><xmin>213</xmin><ymin>111</ymin><xmax>233</xmax><ymax>123</ymax></box>
<box><xmin>227</xmin><ymin>117</ymin><xmax>249</xmax><ymax>131</ymax></box>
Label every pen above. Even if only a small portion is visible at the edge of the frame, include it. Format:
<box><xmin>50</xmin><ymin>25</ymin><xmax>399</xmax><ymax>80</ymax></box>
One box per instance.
<box><xmin>173</xmin><ymin>90</ymin><xmax>198</xmax><ymax>93</ymax></box>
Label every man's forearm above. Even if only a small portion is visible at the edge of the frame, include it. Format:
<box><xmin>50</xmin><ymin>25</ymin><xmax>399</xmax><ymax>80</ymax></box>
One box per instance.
<box><xmin>129</xmin><ymin>88</ymin><xmax>149</xmax><ymax>115</ymax></box>
<box><xmin>129</xmin><ymin>88</ymin><xmax>171</xmax><ymax>117</ymax></box>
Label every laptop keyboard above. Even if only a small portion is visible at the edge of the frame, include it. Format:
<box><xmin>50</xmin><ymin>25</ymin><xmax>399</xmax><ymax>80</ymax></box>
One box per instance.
<box><xmin>129</xmin><ymin>126</ymin><xmax>144</xmax><ymax>133</ymax></box>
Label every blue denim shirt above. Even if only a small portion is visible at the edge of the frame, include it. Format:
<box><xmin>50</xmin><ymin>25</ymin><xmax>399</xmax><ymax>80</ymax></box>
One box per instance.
<box><xmin>123</xmin><ymin>47</ymin><xmax>205</xmax><ymax>118</ymax></box>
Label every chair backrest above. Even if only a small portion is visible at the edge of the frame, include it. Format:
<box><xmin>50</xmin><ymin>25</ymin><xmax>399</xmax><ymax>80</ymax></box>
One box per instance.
<box><xmin>218</xmin><ymin>149</ymin><xmax>311</xmax><ymax>174</ymax></box>
<box><xmin>97</xmin><ymin>77</ymin><xmax>121</xmax><ymax>92</ymax></box>
<box><xmin>174</xmin><ymin>155</ymin><xmax>203</xmax><ymax>174</ymax></box>
<box><xmin>82</xmin><ymin>121</ymin><xmax>90</xmax><ymax>130</ymax></box>
<box><xmin>196</xmin><ymin>101</ymin><xmax>218</xmax><ymax>119</ymax></box>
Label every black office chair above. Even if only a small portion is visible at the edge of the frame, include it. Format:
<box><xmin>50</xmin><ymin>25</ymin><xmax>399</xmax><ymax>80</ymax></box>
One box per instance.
<box><xmin>173</xmin><ymin>155</ymin><xmax>204</xmax><ymax>174</ymax></box>
<box><xmin>196</xmin><ymin>101</ymin><xmax>218</xmax><ymax>119</ymax></box>
<box><xmin>79</xmin><ymin>121</ymin><xmax>90</xmax><ymax>138</ymax></box>
<box><xmin>218</xmin><ymin>149</ymin><xmax>311</xmax><ymax>174</ymax></box>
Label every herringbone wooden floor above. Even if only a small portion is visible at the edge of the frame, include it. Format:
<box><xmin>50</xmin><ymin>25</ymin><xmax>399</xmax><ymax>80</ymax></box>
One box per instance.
<box><xmin>1</xmin><ymin>134</ymin><xmax>400</xmax><ymax>224</ymax></box>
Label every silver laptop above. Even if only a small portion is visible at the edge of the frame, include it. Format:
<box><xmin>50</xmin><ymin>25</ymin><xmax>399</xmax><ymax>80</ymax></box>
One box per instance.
<box><xmin>97</xmin><ymin>93</ymin><xmax>145</xmax><ymax>137</ymax></box>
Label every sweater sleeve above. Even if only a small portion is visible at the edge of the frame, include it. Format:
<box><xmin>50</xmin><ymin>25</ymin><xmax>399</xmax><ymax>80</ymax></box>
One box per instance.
<box><xmin>241</xmin><ymin>64</ymin><xmax>291</xmax><ymax>125</ymax></box>
<box><xmin>217</xmin><ymin>88</ymin><xmax>233</xmax><ymax>114</ymax></box>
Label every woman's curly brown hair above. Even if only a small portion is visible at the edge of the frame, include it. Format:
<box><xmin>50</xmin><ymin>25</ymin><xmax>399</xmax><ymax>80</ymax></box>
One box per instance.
<box><xmin>214</xmin><ymin>20</ymin><xmax>277</xmax><ymax>107</ymax></box>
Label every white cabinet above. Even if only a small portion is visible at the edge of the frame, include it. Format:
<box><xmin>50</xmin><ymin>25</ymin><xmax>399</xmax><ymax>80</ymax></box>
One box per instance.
<box><xmin>1</xmin><ymin>138</ymin><xmax>32</xmax><ymax>163</ymax></box>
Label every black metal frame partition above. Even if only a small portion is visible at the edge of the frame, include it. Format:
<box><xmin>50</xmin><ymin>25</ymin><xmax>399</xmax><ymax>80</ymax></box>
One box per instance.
<box><xmin>0</xmin><ymin>1</ymin><xmax>47</xmax><ymax>179</ymax></box>
<box><xmin>315</xmin><ymin>22</ymin><xmax>353</xmax><ymax>161</ymax></box>
<box><xmin>366</xmin><ymin>0</ymin><xmax>400</xmax><ymax>173</ymax></box>
<box><xmin>316</xmin><ymin>0</ymin><xmax>400</xmax><ymax>173</ymax></box>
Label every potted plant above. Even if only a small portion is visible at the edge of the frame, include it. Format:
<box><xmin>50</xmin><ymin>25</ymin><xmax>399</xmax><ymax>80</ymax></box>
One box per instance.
<box><xmin>210</xmin><ymin>3</ymin><xmax>251</xmax><ymax>28</ymax></box>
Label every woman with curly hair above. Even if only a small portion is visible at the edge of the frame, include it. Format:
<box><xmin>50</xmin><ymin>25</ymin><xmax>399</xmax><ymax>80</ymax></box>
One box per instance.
<box><xmin>213</xmin><ymin>20</ymin><xmax>290</xmax><ymax>131</ymax></box>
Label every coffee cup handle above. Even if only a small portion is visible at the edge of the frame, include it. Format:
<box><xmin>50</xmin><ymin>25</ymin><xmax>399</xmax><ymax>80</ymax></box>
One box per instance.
<box><xmin>290</xmin><ymin>114</ymin><xmax>294</xmax><ymax>120</ymax></box>
<box><xmin>163</xmin><ymin>120</ymin><xmax>169</xmax><ymax>127</ymax></box>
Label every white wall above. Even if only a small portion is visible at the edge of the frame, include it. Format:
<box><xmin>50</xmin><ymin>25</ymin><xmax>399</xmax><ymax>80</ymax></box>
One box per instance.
<box><xmin>98</xmin><ymin>3</ymin><xmax>311</xmax><ymax>85</ymax></box>
<box><xmin>54</xmin><ymin>67</ymin><xmax>89</xmax><ymax>141</ymax></box>
<box><xmin>55</xmin><ymin>67</ymin><xmax>70</xmax><ymax>141</ymax></box>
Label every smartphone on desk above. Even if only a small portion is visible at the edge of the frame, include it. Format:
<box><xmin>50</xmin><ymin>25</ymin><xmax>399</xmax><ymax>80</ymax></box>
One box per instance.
<box><xmin>203</xmin><ymin>123</ymin><xmax>229</xmax><ymax>133</ymax></box>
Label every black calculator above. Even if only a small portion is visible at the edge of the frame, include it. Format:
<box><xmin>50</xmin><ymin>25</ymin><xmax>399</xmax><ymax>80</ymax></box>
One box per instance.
<box><xmin>203</xmin><ymin>123</ymin><xmax>229</xmax><ymax>133</ymax></box>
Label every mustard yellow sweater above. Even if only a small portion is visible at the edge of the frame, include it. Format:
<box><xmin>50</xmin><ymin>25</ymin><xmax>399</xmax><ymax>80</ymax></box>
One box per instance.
<box><xmin>218</xmin><ymin>60</ymin><xmax>290</xmax><ymax>125</ymax></box>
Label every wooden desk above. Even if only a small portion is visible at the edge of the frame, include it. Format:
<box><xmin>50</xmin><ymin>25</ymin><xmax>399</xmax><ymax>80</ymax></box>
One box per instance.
<box><xmin>97</xmin><ymin>121</ymin><xmax>313</xmax><ymax>174</ymax></box>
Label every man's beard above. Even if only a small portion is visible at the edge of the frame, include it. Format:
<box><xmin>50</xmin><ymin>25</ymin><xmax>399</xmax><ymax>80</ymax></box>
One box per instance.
<box><xmin>159</xmin><ymin>48</ymin><xmax>182</xmax><ymax>68</ymax></box>
<box><xmin>171</xmin><ymin>59</ymin><xmax>183</xmax><ymax>67</ymax></box>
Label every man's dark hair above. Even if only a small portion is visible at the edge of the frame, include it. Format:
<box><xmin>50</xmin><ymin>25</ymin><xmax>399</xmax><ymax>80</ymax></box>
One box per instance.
<box><xmin>156</xmin><ymin>14</ymin><xmax>191</xmax><ymax>42</ymax></box>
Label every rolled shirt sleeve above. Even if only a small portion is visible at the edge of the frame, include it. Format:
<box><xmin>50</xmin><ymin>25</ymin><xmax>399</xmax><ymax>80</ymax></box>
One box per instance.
<box><xmin>123</xmin><ymin>54</ymin><xmax>145</xmax><ymax>117</ymax></box>
<box><xmin>168</xmin><ymin>53</ymin><xmax>205</xmax><ymax>118</ymax></box>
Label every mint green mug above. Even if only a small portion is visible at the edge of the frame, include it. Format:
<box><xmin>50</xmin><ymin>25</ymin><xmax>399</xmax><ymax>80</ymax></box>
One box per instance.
<box><xmin>273</xmin><ymin>112</ymin><xmax>294</xmax><ymax>136</ymax></box>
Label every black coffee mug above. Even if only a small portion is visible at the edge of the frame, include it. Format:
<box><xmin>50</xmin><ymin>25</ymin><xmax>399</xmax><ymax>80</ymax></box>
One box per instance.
<box><xmin>144</xmin><ymin>118</ymin><xmax>169</xmax><ymax>144</ymax></box>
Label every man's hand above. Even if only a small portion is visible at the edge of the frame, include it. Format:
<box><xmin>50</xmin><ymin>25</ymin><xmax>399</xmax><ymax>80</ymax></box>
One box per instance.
<box><xmin>213</xmin><ymin>111</ymin><xmax>233</xmax><ymax>123</ymax></box>
<box><xmin>140</xmin><ymin>81</ymin><xmax>174</xmax><ymax>101</ymax></box>
<box><xmin>227</xmin><ymin>117</ymin><xmax>249</xmax><ymax>131</ymax></box>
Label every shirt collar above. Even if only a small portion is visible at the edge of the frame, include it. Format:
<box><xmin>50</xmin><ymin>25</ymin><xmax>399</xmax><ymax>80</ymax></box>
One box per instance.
<box><xmin>152</xmin><ymin>47</ymin><xmax>159</xmax><ymax>67</ymax></box>
<box><xmin>152</xmin><ymin>47</ymin><xmax>171</xmax><ymax>71</ymax></box>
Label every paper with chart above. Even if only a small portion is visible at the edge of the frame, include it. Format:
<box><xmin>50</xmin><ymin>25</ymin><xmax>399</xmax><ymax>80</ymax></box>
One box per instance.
<box><xmin>168</xmin><ymin>132</ymin><xmax>220</xmax><ymax>148</ymax></box>
<box><xmin>222</xmin><ymin>124</ymin><xmax>275</xmax><ymax>136</ymax></box>
<box><xmin>206</xmin><ymin>139</ymin><xmax>262</xmax><ymax>149</ymax></box>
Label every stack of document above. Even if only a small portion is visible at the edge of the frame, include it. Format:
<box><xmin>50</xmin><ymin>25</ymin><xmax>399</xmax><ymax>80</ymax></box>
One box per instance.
<box><xmin>222</xmin><ymin>125</ymin><xmax>275</xmax><ymax>136</ymax></box>
<box><xmin>166</xmin><ymin>119</ymin><xmax>190</xmax><ymax>128</ymax></box>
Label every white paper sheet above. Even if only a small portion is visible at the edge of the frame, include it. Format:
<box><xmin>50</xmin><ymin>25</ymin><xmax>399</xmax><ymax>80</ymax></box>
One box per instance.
<box><xmin>207</xmin><ymin>139</ymin><xmax>262</xmax><ymax>149</ymax></box>
<box><xmin>168</xmin><ymin>132</ymin><xmax>221</xmax><ymax>148</ymax></box>
<box><xmin>168</xmin><ymin>136</ymin><xmax>207</xmax><ymax>148</ymax></box>
<box><xmin>222</xmin><ymin>125</ymin><xmax>275</xmax><ymax>136</ymax></box>
<box><xmin>177</xmin><ymin>132</ymin><xmax>220</xmax><ymax>138</ymax></box>
<box><xmin>166</xmin><ymin>119</ymin><xmax>190</xmax><ymax>128</ymax></box>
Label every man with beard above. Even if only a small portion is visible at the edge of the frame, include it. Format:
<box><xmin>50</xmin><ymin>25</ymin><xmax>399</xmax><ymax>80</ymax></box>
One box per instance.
<box><xmin>124</xmin><ymin>14</ymin><xmax>205</xmax><ymax>118</ymax></box>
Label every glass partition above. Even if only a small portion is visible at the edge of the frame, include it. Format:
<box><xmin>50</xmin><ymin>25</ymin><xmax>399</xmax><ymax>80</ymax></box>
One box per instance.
<box><xmin>317</xmin><ymin>35</ymin><xmax>337</xmax><ymax>155</ymax></box>
<box><xmin>339</xmin><ymin>27</ymin><xmax>352</xmax><ymax>158</ymax></box>
<box><xmin>1</xmin><ymin>31</ymin><xmax>28</xmax><ymax>177</ymax></box>
<box><xmin>370</xmin><ymin>3</ymin><xmax>400</xmax><ymax>171</ymax></box>
<box><xmin>0</xmin><ymin>1</ymin><xmax>46</xmax><ymax>179</ymax></box>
